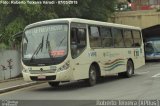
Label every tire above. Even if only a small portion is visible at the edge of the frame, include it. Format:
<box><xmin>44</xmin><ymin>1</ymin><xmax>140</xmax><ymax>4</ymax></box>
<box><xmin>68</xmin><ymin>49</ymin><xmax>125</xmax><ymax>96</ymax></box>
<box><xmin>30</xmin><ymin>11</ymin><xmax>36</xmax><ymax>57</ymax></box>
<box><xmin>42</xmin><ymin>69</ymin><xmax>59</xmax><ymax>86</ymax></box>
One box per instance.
<box><xmin>118</xmin><ymin>60</ymin><xmax>134</xmax><ymax>78</ymax></box>
<box><xmin>48</xmin><ymin>82</ymin><xmax>60</xmax><ymax>87</ymax></box>
<box><xmin>85</xmin><ymin>65</ymin><xmax>97</xmax><ymax>86</ymax></box>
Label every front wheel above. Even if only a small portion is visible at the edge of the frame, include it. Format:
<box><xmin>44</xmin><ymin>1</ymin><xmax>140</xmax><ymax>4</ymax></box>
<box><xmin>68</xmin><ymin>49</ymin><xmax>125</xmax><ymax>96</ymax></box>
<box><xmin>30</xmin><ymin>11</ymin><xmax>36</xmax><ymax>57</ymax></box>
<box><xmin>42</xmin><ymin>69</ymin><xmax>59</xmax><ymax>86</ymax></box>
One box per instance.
<box><xmin>85</xmin><ymin>65</ymin><xmax>97</xmax><ymax>86</ymax></box>
<box><xmin>48</xmin><ymin>82</ymin><xmax>60</xmax><ymax>87</ymax></box>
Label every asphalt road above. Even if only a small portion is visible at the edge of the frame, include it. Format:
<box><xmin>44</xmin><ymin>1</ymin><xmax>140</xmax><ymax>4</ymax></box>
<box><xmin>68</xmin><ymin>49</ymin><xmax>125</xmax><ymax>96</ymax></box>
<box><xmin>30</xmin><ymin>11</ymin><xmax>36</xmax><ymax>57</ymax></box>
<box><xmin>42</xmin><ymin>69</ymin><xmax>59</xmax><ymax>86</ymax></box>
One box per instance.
<box><xmin>0</xmin><ymin>62</ymin><xmax>160</xmax><ymax>105</ymax></box>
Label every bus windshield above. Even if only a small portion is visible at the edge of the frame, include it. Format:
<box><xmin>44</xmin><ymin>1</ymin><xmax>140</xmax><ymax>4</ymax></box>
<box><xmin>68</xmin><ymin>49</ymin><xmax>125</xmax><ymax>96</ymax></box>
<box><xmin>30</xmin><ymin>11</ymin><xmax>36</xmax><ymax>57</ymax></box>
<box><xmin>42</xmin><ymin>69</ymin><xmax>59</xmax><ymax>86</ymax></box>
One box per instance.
<box><xmin>145</xmin><ymin>40</ymin><xmax>160</xmax><ymax>53</ymax></box>
<box><xmin>22</xmin><ymin>24</ymin><xmax>68</xmax><ymax>66</ymax></box>
<box><xmin>153</xmin><ymin>40</ymin><xmax>160</xmax><ymax>52</ymax></box>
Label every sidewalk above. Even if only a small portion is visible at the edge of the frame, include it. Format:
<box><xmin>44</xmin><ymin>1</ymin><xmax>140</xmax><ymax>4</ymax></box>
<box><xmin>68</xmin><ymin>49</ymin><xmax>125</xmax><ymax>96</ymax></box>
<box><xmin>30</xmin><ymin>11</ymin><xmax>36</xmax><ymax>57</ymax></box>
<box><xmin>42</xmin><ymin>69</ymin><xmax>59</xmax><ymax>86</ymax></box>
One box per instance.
<box><xmin>0</xmin><ymin>78</ymin><xmax>42</xmax><ymax>94</ymax></box>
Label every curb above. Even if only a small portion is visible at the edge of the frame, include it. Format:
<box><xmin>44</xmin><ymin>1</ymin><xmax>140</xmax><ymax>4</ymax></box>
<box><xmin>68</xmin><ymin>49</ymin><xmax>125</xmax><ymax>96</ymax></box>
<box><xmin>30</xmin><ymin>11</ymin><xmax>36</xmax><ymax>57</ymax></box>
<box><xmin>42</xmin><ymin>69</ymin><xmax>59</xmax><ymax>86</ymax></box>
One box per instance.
<box><xmin>0</xmin><ymin>77</ymin><xmax>23</xmax><ymax>83</ymax></box>
<box><xmin>0</xmin><ymin>82</ymin><xmax>44</xmax><ymax>94</ymax></box>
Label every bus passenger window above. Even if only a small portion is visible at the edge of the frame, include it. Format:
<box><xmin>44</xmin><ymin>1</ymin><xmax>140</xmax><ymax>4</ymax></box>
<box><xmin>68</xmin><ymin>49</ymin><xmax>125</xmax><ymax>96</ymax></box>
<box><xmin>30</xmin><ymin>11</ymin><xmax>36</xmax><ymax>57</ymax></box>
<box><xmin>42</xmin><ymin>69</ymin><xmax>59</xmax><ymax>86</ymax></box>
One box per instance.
<box><xmin>100</xmin><ymin>27</ymin><xmax>113</xmax><ymax>47</ymax></box>
<box><xmin>113</xmin><ymin>28</ymin><xmax>124</xmax><ymax>48</ymax></box>
<box><xmin>124</xmin><ymin>30</ymin><xmax>134</xmax><ymax>47</ymax></box>
<box><xmin>89</xmin><ymin>26</ymin><xmax>101</xmax><ymax>47</ymax></box>
<box><xmin>71</xmin><ymin>28</ymin><xmax>86</xmax><ymax>58</ymax></box>
<box><xmin>132</xmin><ymin>30</ymin><xmax>141</xmax><ymax>47</ymax></box>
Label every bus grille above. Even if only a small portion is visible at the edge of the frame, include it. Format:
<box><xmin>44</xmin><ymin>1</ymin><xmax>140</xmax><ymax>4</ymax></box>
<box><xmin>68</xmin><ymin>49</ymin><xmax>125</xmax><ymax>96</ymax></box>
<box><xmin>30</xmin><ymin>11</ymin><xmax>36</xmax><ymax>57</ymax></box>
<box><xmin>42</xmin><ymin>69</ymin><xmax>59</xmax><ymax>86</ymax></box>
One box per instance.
<box><xmin>30</xmin><ymin>75</ymin><xmax>56</xmax><ymax>81</ymax></box>
<box><xmin>29</xmin><ymin>69</ymin><xmax>56</xmax><ymax>74</ymax></box>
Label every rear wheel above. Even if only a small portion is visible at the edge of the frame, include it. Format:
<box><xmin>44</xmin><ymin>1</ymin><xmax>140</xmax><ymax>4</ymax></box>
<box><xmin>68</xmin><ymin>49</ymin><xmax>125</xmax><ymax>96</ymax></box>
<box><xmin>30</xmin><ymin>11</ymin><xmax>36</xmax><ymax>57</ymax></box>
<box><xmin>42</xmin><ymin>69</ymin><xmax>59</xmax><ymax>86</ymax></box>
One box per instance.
<box><xmin>48</xmin><ymin>82</ymin><xmax>60</xmax><ymax>87</ymax></box>
<box><xmin>118</xmin><ymin>60</ymin><xmax>134</xmax><ymax>78</ymax></box>
<box><xmin>85</xmin><ymin>65</ymin><xmax>97</xmax><ymax>86</ymax></box>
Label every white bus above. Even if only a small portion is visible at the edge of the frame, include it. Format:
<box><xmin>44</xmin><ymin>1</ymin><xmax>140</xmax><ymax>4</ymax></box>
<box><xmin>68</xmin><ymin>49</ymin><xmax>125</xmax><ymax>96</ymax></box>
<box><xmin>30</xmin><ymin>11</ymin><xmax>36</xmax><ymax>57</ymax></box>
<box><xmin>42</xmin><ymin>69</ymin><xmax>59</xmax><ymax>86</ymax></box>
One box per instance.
<box><xmin>22</xmin><ymin>18</ymin><xmax>145</xmax><ymax>87</ymax></box>
<box><xmin>145</xmin><ymin>37</ymin><xmax>160</xmax><ymax>60</ymax></box>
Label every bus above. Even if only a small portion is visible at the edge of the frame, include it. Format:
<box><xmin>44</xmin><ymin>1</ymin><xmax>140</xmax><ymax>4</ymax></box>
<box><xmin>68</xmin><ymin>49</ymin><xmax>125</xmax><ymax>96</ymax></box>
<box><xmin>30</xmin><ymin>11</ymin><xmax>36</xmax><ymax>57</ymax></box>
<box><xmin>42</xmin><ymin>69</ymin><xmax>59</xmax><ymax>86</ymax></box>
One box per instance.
<box><xmin>145</xmin><ymin>37</ymin><xmax>160</xmax><ymax>60</ymax></box>
<box><xmin>22</xmin><ymin>18</ymin><xmax>145</xmax><ymax>87</ymax></box>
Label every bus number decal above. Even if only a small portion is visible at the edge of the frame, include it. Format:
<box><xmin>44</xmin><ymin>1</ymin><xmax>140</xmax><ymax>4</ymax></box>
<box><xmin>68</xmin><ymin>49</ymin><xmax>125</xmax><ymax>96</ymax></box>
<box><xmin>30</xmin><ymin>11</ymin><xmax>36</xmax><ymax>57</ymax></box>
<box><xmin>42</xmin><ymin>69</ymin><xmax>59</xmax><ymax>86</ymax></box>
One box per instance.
<box><xmin>88</xmin><ymin>51</ymin><xmax>97</xmax><ymax>57</ymax></box>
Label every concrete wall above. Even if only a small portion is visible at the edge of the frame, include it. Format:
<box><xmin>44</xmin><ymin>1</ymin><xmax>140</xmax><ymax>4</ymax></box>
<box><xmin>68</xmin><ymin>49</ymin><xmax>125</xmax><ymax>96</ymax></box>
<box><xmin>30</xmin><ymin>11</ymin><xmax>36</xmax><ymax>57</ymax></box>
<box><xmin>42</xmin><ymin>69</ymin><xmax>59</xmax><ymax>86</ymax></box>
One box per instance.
<box><xmin>0</xmin><ymin>50</ymin><xmax>22</xmax><ymax>80</ymax></box>
<box><xmin>109</xmin><ymin>10</ymin><xmax>160</xmax><ymax>28</ymax></box>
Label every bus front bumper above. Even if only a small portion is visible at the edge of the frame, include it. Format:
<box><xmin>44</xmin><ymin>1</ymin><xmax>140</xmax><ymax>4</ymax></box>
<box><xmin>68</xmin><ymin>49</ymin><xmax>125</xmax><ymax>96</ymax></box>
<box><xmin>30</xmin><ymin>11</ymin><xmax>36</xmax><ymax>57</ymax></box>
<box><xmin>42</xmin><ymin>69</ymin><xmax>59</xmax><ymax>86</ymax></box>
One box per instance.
<box><xmin>22</xmin><ymin>69</ymin><xmax>73</xmax><ymax>82</ymax></box>
<box><xmin>145</xmin><ymin>54</ymin><xmax>160</xmax><ymax>60</ymax></box>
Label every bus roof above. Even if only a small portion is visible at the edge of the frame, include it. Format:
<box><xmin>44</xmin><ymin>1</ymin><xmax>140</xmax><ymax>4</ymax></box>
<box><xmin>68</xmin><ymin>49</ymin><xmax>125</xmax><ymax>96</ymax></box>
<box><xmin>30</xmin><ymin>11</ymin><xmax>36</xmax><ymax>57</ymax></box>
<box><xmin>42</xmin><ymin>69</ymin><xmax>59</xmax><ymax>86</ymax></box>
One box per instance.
<box><xmin>25</xmin><ymin>18</ymin><xmax>141</xmax><ymax>30</ymax></box>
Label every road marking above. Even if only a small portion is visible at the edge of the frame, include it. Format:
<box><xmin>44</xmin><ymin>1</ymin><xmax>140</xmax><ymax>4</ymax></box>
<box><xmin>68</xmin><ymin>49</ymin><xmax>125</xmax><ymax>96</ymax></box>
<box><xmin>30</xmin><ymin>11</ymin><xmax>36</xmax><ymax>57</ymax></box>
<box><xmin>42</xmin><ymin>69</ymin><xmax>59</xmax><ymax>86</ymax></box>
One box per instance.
<box><xmin>152</xmin><ymin>73</ymin><xmax>160</xmax><ymax>78</ymax></box>
<box><xmin>136</xmin><ymin>71</ymin><xmax>149</xmax><ymax>75</ymax></box>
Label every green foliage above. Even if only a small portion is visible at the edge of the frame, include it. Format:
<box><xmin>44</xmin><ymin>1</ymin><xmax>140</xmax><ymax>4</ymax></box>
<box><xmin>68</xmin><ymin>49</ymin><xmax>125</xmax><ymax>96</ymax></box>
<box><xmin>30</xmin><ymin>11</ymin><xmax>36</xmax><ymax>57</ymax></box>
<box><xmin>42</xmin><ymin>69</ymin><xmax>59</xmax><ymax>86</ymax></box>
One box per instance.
<box><xmin>5</xmin><ymin>17</ymin><xmax>26</xmax><ymax>43</ymax></box>
<box><xmin>86</xmin><ymin>0</ymin><xmax>115</xmax><ymax>21</ymax></box>
<box><xmin>0</xmin><ymin>43</ymin><xmax>9</xmax><ymax>49</ymax></box>
<box><xmin>0</xmin><ymin>0</ymin><xmax>116</xmax><ymax>46</ymax></box>
<box><xmin>54</xmin><ymin>0</ymin><xmax>116</xmax><ymax>21</ymax></box>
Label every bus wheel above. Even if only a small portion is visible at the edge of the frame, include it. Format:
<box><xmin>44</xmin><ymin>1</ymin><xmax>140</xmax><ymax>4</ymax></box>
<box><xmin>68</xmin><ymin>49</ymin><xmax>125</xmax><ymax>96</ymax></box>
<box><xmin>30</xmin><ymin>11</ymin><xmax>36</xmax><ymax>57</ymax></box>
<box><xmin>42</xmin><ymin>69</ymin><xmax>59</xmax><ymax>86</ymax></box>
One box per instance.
<box><xmin>48</xmin><ymin>82</ymin><xmax>60</xmax><ymax>87</ymax></box>
<box><xmin>118</xmin><ymin>60</ymin><xmax>134</xmax><ymax>78</ymax></box>
<box><xmin>86</xmin><ymin>65</ymin><xmax>97</xmax><ymax>86</ymax></box>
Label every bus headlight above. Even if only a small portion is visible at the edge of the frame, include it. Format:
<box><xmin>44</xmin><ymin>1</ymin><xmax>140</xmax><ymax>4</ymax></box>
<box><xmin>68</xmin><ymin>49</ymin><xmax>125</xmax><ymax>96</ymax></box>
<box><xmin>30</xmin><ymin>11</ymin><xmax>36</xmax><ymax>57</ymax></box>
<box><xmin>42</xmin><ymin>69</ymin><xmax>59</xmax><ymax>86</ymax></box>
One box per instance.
<box><xmin>22</xmin><ymin>67</ymin><xmax>31</xmax><ymax>73</ymax></box>
<box><xmin>57</xmin><ymin>61</ymin><xmax>70</xmax><ymax>72</ymax></box>
<box><xmin>22</xmin><ymin>69</ymin><xmax>29</xmax><ymax>73</ymax></box>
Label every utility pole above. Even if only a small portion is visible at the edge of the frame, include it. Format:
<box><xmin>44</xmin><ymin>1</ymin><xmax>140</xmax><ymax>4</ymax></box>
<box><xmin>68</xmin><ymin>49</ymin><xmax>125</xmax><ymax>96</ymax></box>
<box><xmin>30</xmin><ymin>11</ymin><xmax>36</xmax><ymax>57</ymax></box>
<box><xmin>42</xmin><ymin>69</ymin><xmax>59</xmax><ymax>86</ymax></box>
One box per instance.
<box><xmin>7</xmin><ymin>59</ymin><xmax>13</xmax><ymax>79</ymax></box>
<box><xmin>1</xmin><ymin>65</ymin><xmax>7</xmax><ymax>80</ymax></box>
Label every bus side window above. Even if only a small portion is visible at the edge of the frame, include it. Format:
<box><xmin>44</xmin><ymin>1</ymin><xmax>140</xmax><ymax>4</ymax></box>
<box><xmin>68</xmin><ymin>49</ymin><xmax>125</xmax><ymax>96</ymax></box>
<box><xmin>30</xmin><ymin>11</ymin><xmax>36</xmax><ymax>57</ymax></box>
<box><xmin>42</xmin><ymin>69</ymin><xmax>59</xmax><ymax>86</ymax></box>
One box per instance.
<box><xmin>132</xmin><ymin>30</ymin><xmax>141</xmax><ymax>47</ymax></box>
<box><xmin>71</xmin><ymin>27</ymin><xmax>86</xmax><ymax>58</ymax></box>
<box><xmin>113</xmin><ymin>28</ymin><xmax>124</xmax><ymax>48</ymax></box>
<box><xmin>77</xmin><ymin>29</ymin><xmax>86</xmax><ymax>48</ymax></box>
<box><xmin>89</xmin><ymin>26</ymin><xmax>101</xmax><ymax>48</ymax></box>
<box><xmin>100</xmin><ymin>27</ymin><xmax>113</xmax><ymax>47</ymax></box>
<box><xmin>123</xmin><ymin>30</ymin><xmax>134</xmax><ymax>47</ymax></box>
<box><xmin>71</xmin><ymin>28</ymin><xmax>78</xmax><ymax>44</ymax></box>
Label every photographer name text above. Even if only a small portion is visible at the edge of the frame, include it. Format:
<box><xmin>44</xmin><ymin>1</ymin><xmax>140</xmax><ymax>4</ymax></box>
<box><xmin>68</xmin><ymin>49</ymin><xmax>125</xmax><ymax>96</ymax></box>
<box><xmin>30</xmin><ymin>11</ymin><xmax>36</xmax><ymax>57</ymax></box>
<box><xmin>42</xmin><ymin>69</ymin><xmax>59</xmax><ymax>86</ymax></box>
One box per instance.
<box><xmin>0</xmin><ymin>0</ymin><xmax>78</xmax><ymax>5</ymax></box>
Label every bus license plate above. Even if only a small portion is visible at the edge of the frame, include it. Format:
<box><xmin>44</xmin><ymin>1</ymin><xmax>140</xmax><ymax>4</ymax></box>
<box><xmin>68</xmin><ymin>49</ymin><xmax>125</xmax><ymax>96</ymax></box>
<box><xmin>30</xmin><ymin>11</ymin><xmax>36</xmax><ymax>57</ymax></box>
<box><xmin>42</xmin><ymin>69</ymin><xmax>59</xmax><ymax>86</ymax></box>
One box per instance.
<box><xmin>38</xmin><ymin>75</ymin><xmax>46</xmax><ymax>79</ymax></box>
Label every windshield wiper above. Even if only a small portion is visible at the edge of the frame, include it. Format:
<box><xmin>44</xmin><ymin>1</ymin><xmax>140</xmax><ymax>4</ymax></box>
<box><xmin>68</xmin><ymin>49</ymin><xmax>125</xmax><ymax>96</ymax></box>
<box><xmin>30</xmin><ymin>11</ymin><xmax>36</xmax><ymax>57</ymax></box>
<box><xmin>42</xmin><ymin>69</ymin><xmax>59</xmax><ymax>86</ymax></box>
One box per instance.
<box><xmin>57</xmin><ymin>36</ymin><xmax>66</xmax><ymax>50</ymax></box>
<box><xmin>46</xmin><ymin>33</ymin><xmax>50</xmax><ymax>50</ymax></box>
<box><xmin>46</xmin><ymin>33</ymin><xmax>53</xmax><ymax>58</ymax></box>
<box><xmin>30</xmin><ymin>36</ymin><xmax>44</xmax><ymax>62</ymax></box>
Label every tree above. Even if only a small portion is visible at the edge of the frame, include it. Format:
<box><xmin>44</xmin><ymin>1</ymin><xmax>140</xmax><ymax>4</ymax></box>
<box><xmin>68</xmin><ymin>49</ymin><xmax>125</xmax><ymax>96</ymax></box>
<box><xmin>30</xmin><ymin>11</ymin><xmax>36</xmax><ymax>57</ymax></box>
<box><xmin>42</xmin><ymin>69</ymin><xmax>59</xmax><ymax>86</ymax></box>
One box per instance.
<box><xmin>54</xmin><ymin>0</ymin><xmax>116</xmax><ymax>21</ymax></box>
<box><xmin>0</xmin><ymin>1</ymin><xmax>58</xmax><ymax>45</ymax></box>
<box><xmin>0</xmin><ymin>0</ymin><xmax>117</xmax><ymax>46</ymax></box>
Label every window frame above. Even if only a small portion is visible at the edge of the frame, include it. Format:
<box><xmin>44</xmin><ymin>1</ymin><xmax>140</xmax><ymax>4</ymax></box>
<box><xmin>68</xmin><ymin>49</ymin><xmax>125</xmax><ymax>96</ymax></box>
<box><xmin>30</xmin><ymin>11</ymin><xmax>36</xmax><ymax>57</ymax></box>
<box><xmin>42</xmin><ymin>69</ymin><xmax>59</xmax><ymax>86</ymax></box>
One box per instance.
<box><xmin>99</xmin><ymin>26</ymin><xmax>113</xmax><ymax>48</ymax></box>
<box><xmin>112</xmin><ymin>27</ymin><xmax>125</xmax><ymax>48</ymax></box>
<box><xmin>70</xmin><ymin>22</ymin><xmax>87</xmax><ymax>59</ymax></box>
<box><xmin>88</xmin><ymin>25</ymin><xmax>102</xmax><ymax>48</ymax></box>
<box><xmin>123</xmin><ymin>29</ymin><xmax>134</xmax><ymax>48</ymax></box>
<box><xmin>132</xmin><ymin>30</ymin><xmax>142</xmax><ymax>47</ymax></box>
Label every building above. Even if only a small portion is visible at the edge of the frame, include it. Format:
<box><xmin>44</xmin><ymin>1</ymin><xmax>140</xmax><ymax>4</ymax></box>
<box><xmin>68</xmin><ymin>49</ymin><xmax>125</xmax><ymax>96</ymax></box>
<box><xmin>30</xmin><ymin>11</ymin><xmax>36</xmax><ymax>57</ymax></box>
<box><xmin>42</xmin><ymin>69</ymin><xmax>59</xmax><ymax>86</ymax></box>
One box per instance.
<box><xmin>117</xmin><ymin>0</ymin><xmax>160</xmax><ymax>11</ymax></box>
<box><xmin>131</xmin><ymin>0</ymin><xmax>160</xmax><ymax>10</ymax></box>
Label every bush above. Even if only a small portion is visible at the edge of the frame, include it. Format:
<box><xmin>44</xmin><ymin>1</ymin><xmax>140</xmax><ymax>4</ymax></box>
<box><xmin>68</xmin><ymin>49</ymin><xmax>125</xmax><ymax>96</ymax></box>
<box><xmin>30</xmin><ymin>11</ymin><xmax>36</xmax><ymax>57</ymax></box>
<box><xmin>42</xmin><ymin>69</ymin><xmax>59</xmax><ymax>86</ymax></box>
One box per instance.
<box><xmin>0</xmin><ymin>43</ymin><xmax>9</xmax><ymax>49</ymax></box>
